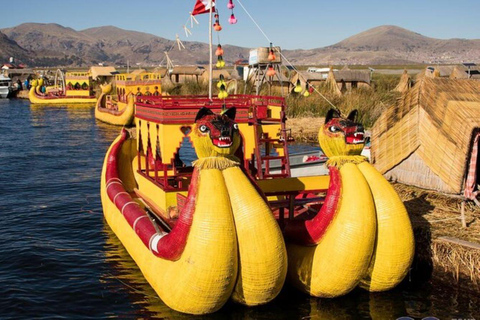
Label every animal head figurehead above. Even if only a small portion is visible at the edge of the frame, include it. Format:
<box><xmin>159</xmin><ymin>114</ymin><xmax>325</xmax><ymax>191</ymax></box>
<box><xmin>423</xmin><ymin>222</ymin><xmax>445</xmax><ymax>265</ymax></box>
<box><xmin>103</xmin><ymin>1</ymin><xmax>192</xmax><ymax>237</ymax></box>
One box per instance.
<box><xmin>318</xmin><ymin>109</ymin><xmax>365</xmax><ymax>157</ymax></box>
<box><xmin>192</xmin><ymin>106</ymin><xmax>241</xmax><ymax>159</ymax></box>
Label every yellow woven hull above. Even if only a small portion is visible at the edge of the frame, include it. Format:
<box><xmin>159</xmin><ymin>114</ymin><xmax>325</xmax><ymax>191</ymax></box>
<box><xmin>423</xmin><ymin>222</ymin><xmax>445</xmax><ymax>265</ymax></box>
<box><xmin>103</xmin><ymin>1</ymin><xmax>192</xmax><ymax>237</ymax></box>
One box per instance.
<box><xmin>95</xmin><ymin>92</ymin><xmax>135</xmax><ymax>126</ymax></box>
<box><xmin>287</xmin><ymin>163</ymin><xmax>376</xmax><ymax>297</ymax></box>
<box><xmin>357</xmin><ymin>162</ymin><xmax>415</xmax><ymax>291</ymax></box>
<box><xmin>287</xmin><ymin>161</ymin><xmax>414</xmax><ymax>297</ymax></box>
<box><xmin>101</xmin><ymin>135</ymin><xmax>287</xmax><ymax>314</ymax></box>
<box><xmin>223</xmin><ymin>167</ymin><xmax>287</xmax><ymax>305</ymax></box>
<box><xmin>28</xmin><ymin>87</ymin><xmax>96</xmax><ymax>105</ymax></box>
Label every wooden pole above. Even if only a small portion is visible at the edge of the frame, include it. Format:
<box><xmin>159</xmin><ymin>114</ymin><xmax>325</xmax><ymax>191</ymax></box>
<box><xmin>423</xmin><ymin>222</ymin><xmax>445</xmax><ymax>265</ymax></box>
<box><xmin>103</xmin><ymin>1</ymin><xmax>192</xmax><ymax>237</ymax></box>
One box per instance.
<box><xmin>461</xmin><ymin>200</ymin><xmax>467</xmax><ymax>228</ymax></box>
<box><xmin>208</xmin><ymin>0</ymin><xmax>213</xmax><ymax>100</ymax></box>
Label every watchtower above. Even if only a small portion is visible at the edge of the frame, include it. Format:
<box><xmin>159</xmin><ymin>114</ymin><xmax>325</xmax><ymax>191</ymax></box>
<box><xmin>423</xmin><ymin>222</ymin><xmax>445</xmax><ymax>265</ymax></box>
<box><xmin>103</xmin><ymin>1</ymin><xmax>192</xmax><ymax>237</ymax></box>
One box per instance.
<box><xmin>244</xmin><ymin>45</ymin><xmax>285</xmax><ymax>95</ymax></box>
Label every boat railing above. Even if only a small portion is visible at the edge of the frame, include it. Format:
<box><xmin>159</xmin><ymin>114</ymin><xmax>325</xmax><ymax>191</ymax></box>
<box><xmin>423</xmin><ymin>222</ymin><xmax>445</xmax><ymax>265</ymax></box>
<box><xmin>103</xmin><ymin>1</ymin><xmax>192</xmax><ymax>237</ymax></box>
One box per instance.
<box><xmin>133</xmin><ymin>94</ymin><xmax>330</xmax><ymax>220</ymax></box>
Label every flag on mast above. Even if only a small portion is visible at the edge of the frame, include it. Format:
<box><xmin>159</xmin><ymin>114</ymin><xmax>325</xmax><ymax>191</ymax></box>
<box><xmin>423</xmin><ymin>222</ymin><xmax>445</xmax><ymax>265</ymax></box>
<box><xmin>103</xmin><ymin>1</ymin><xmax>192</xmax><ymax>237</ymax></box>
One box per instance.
<box><xmin>191</xmin><ymin>0</ymin><xmax>215</xmax><ymax>15</ymax></box>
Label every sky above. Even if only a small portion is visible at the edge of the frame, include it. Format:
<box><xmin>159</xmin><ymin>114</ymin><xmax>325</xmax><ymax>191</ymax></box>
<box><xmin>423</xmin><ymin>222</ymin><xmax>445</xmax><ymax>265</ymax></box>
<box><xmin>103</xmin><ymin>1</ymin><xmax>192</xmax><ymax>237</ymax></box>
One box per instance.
<box><xmin>1</xmin><ymin>0</ymin><xmax>479</xmax><ymax>50</ymax></box>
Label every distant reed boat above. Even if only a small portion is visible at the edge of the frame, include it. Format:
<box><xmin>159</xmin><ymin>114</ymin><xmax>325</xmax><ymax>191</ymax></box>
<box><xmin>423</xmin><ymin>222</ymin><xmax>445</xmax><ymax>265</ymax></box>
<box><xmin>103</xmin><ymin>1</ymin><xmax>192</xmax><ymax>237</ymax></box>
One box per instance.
<box><xmin>29</xmin><ymin>70</ymin><xmax>96</xmax><ymax>104</ymax></box>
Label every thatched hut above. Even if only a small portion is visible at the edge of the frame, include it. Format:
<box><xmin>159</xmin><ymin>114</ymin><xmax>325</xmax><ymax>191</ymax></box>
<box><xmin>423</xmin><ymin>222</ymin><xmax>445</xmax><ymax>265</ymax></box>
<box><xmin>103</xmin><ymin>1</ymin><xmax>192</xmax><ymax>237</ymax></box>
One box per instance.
<box><xmin>371</xmin><ymin>77</ymin><xmax>480</xmax><ymax>195</ymax></box>
<box><xmin>200</xmin><ymin>69</ymin><xmax>231</xmax><ymax>83</ymax></box>
<box><xmin>393</xmin><ymin>69</ymin><xmax>413</xmax><ymax>93</ymax></box>
<box><xmin>333</xmin><ymin>69</ymin><xmax>371</xmax><ymax>91</ymax></box>
<box><xmin>291</xmin><ymin>68</ymin><xmax>370</xmax><ymax>95</ymax></box>
<box><xmin>450</xmin><ymin>66</ymin><xmax>469</xmax><ymax>80</ymax></box>
<box><xmin>264</xmin><ymin>73</ymin><xmax>292</xmax><ymax>96</ymax></box>
<box><xmin>450</xmin><ymin>65</ymin><xmax>480</xmax><ymax>80</ymax></box>
<box><xmin>152</xmin><ymin>67</ymin><xmax>169</xmax><ymax>78</ymax></box>
<box><xmin>89</xmin><ymin>66</ymin><xmax>118</xmax><ymax>83</ymax></box>
<box><xmin>424</xmin><ymin>65</ymin><xmax>455</xmax><ymax>78</ymax></box>
<box><xmin>169</xmin><ymin>66</ymin><xmax>205</xmax><ymax>84</ymax></box>
<box><xmin>290</xmin><ymin>71</ymin><xmax>326</xmax><ymax>89</ymax></box>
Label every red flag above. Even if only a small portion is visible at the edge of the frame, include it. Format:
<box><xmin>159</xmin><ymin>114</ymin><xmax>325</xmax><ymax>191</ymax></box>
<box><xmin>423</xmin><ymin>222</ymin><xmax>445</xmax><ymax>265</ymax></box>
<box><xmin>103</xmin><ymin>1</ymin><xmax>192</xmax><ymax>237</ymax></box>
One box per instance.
<box><xmin>191</xmin><ymin>0</ymin><xmax>215</xmax><ymax>15</ymax></box>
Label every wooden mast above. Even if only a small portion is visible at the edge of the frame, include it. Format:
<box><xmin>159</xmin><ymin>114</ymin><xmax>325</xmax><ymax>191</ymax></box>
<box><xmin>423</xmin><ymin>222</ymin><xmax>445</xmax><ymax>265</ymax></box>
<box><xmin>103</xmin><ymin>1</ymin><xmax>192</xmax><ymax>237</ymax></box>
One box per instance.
<box><xmin>208</xmin><ymin>0</ymin><xmax>213</xmax><ymax>100</ymax></box>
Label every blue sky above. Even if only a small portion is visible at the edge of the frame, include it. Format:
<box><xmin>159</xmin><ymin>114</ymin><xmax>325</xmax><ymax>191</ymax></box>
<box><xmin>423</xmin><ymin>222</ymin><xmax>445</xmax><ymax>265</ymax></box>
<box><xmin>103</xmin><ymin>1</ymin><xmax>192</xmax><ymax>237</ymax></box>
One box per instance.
<box><xmin>1</xmin><ymin>0</ymin><xmax>479</xmax><ymax>50</ymax></box>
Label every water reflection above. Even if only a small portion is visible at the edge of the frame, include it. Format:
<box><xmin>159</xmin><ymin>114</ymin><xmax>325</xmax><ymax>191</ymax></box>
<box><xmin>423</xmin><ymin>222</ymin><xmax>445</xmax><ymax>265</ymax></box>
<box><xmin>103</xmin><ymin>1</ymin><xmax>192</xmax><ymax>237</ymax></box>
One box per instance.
<box><xmin>102</xmin><ymin>223</ymin><xmax>417</xmax><ymax>319</ymax></box>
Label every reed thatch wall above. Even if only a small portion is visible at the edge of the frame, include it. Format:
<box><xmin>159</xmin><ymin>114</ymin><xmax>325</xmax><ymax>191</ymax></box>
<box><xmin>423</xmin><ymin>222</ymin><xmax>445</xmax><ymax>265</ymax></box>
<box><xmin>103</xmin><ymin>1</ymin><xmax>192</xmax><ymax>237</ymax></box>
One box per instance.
<box><xmin>372</xmin><ymin>77</ymin><xmax>480</xmax><ymax>194</ymax></box>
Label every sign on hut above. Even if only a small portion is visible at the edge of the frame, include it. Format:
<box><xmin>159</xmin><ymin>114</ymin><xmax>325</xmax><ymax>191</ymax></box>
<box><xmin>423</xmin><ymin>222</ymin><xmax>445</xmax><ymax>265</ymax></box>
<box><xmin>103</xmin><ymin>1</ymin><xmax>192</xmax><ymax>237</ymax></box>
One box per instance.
<box><xmin>371</xmin><ymin>77</ymin><xmax>480</xmax><ymax>201</ymax></box>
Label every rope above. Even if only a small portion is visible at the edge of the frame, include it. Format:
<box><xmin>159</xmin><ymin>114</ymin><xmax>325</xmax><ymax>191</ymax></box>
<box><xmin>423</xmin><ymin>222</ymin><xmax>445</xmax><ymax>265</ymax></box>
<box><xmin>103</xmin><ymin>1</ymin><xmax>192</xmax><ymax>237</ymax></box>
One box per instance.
<box><xmin>158</xmin><ymin>15</ymin><xmax>193</xmax><ymax>67</ymax></box>
<box><xmin>236</xmin><ymin>0</ymin><xmax>340</xmax><ymax>113</ymax></box>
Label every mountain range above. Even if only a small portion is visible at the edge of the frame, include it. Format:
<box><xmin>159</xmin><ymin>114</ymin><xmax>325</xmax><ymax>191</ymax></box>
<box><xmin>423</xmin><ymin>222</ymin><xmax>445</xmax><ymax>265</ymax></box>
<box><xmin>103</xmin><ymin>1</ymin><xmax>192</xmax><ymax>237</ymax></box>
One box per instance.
<box><xmin>1</xmin><ymin>23</ymin><xmax>479</xmax><ymax>67</ymax></box>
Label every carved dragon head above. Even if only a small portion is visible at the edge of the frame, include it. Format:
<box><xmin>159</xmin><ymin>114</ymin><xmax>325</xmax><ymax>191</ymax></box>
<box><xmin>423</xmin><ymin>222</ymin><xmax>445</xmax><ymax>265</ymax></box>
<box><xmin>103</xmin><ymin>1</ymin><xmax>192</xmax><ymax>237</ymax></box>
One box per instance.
<box><xmin>318</xmin><ymin>109</ymin><xmax>365</xmax><ymax>157</ymax></box>
<box><xmin>191</xmin><ymin>107</ymin><xmax>241</xmax><ymax>159</ymax></box>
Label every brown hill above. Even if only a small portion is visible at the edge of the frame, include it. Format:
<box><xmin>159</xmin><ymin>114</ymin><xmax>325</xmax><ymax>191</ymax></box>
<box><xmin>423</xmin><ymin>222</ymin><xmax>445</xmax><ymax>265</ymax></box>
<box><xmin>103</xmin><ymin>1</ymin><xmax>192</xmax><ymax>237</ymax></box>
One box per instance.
<box><xmin>1</xmin><ymin>23</ymin><xmax>249</xmax><ymax>67</ymax></box>
<box><xmin>1</xmin><ymin>23</ymin><xmax>102</xmax><ymax>66</ymax></box>
<box><xmin>81</xmin><ymin>25</ymin><xmax>249</xmax><ymax>66</ymax></box>
<box><xmin>0</xmin><ymin>31</ymin><xmax>30</xmax><ymax>64</ymax></box>
<box><xmin>287</xmin><ymin>25</ymin><xmax>480</xmax><ymax>65</ymax></box>
<box><xmin>1</xmin><ymin>24</ymin><xmax>479</xmax><ymax>67</ymax></box>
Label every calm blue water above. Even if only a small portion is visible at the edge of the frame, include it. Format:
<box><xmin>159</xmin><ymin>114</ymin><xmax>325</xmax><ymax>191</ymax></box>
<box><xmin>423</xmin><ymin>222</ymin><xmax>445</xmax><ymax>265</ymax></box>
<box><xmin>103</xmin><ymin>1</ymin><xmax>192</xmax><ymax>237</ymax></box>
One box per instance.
<box><xmin>0</xmin><ymin>99</ymin><xmax>478</xmax><ymax>320</ymax></box>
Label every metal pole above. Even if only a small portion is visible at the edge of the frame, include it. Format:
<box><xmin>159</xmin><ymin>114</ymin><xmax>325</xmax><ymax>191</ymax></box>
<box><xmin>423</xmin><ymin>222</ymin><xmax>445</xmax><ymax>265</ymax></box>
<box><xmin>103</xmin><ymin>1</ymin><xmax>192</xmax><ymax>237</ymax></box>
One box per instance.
<box><xmin>208</xmin><ymin>0</ymin><xmax>213</xmax><ymax>100</ymax></box>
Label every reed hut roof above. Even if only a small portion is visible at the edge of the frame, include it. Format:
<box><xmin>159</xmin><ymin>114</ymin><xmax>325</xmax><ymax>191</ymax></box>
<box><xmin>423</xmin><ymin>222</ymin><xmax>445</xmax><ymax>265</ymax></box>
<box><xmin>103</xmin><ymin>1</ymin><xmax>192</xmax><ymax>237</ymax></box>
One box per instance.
<box><xmin>292</xmin><ymin>71</ymin><xmax>327</xmax><ymax>82</ymax></box>
<box><xmin>425</xmin><ymin>65</ymin><xmax>456</xmax><ymax>78</ymax></box>
<box><xmin>449</xmin><ymin>65</ymin><xmax>480</xmax><ymax>80</ymax></box>
<box><xmin>171</xmin><ymin>66</ymin><xmax>205</xmax><ymax>75</ymax></box>
<box><xmin>152</xmin><ymin>67</ymin><xmax>168</xmax><ymax>77</ymax></box>
<box><xmin>371</xmin><ymin>77</ymin><xmax>480</xmax><ymax>194</ymax></box>
<box><xmin>290</xmin><ymin>71</ymin><xmax>326</xmax><ymax>89</ymax></box>
<box><xmin>200</xmin><ymin>69</ymin><xmax>231</xmax><ymax>81</ymax></box>
<box><xmin>333</xmin><ymin>70</ymin><xmax>371</xmax><ymax>84</ymax></box>
<box><xmin>89</xmin><ymin>66</ymin><xmax>117</xmax><ymax>80</ymax></box>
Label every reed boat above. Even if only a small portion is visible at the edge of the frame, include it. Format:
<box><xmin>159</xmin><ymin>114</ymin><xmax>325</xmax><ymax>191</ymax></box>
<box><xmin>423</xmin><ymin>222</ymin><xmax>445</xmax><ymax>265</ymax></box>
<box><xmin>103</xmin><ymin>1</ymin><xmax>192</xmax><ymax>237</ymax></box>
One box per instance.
<box><xmin>95</xmin><ymin>72</ymin><xmax>162</xmax><ymax>126</ymax></box>
<box><xmin>101</xmin><ymin>92</ymin><xmax>414</xmax><ymax>313</ymax></box>
<box><xmin>284</xmin><ymin>109</ymin><xmax>414</xmax><ymax>298</ymax></box>
<box><xmin>101</xmin><ymin>95</ymin><xmax>298</xmax><ymax>314</ymax></box>
<box><xmin>29</xmin><ymin>71</ymin><xmax>96</xmax><ymax>105</ymax></box>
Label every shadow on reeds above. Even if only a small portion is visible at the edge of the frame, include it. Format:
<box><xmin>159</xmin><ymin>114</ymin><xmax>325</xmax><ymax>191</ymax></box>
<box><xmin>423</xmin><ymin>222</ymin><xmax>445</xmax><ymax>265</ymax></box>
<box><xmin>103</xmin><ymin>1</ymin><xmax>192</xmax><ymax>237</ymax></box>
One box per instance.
<box><xmin>403</xmin><ymin>193</ymin><xmax>435</xmax><ymax>285</ymax></box>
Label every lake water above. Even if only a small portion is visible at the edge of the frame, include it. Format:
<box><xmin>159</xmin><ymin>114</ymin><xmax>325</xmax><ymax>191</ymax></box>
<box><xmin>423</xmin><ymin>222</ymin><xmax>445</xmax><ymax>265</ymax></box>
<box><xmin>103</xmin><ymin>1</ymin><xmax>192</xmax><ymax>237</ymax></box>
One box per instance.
<box><xmin>0</xmin><ymin>98</ymin><xmax>478</xmax><ymax>319</ymax></box>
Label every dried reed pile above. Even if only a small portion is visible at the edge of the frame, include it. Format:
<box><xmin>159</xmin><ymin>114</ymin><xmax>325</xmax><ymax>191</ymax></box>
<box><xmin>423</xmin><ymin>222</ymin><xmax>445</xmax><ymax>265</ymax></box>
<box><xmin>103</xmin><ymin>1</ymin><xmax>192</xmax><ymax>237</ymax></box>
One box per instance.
<box><xmin>431</xmin><ymin>238</ymin><xmax>480</xmax><ymax>285</ymax></box>
<box><xmin>394</xmin><ymin>182</ymin><xmax>480</xmax><ymax>285</ymax></box>
<box><xmin>285</xmin><ymin>117</ymin><xmax>324</xmax><ymax>142</ymax></box>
